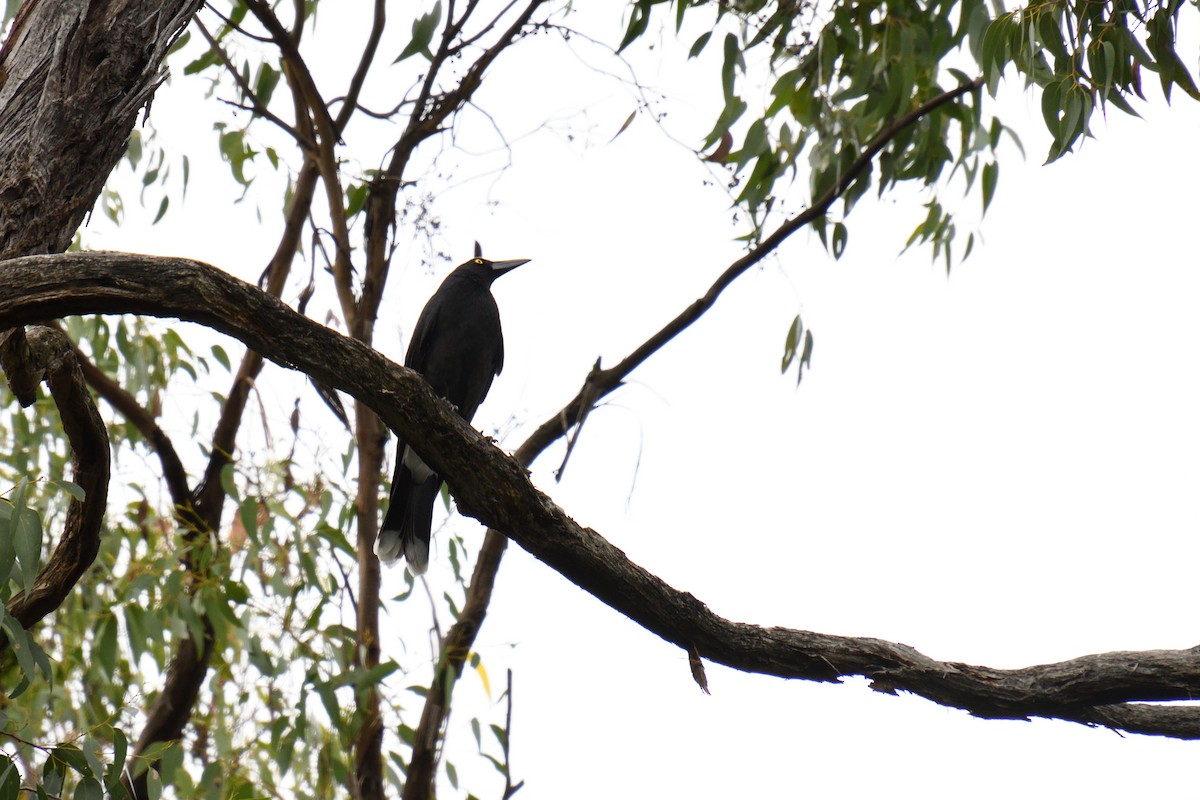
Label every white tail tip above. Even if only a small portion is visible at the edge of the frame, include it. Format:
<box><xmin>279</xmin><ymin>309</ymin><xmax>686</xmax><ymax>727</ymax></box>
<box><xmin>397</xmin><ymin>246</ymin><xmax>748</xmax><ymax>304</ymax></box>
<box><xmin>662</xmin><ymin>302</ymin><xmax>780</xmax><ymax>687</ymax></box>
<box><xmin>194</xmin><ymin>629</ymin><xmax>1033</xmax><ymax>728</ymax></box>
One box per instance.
<box><xmin>375</xmin><ymin>529</ymin><xmax>403</xmax><ymax>566</ymax></box>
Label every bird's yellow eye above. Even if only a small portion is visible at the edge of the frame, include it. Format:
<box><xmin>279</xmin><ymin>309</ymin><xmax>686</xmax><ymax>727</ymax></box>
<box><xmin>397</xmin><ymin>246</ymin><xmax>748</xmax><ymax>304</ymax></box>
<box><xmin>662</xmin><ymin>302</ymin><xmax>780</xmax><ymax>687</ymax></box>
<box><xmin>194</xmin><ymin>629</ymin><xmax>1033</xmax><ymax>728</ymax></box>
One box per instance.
<box><xmin>473</xmin><ymin>258</ymin><xmax>484</xmax><ymax>265</ymax></box>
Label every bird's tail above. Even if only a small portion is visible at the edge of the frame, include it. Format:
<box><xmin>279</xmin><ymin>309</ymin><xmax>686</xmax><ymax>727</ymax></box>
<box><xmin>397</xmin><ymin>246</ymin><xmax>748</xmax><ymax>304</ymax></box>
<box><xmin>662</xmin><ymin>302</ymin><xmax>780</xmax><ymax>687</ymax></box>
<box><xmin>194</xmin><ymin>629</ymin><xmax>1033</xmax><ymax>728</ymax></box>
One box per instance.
<box><xmin>377</xmin><ymin>477</ymin><xmax>439</xmax><ymax>575</ymax></box>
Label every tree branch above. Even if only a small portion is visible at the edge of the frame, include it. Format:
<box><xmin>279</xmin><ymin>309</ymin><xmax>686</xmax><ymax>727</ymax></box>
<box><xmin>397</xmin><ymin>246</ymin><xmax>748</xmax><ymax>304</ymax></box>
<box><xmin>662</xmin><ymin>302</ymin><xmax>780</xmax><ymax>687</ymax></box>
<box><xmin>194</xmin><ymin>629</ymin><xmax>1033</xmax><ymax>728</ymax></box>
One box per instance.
<box><xmin>401</xmin><ymin>76</ymin><xmax>991</xmax><ymax>790</ymax></box>
<box><xmin>244</xmin><ymin>0</ymin><xmax>358</xmax><ymax>327</ymax></box>
<box><xmin>68</xmin><ymin>339</ymin><xmax>193</xmax><ymax>519</ymax></box>
<box><xmin>0</xmin><ymin>326</ymin><xmax>109</xmax><ymax>630</ymax></box>
<box><xmin>124</xmin><ymin>158</ymin><xmax>323</xmax><ymax>800</ymax></box>
<box><xmin>526</xmin><ymin>78</ymin><xmax>987</xmax><ymax>465</ymax></box>
<box><xmin>193</xmin><ymin>17</ymin><xmax>310</xmax><ymax>148</ymax></box>
<box><xmin>334</xmin><ymin>0</ymin><xmax>387</xmax><ymax>134</ymax></box>
<box><xmin>2</xmin><ymin>252</ymin><xmax>1198</xmax><ymax>739</ymax></box>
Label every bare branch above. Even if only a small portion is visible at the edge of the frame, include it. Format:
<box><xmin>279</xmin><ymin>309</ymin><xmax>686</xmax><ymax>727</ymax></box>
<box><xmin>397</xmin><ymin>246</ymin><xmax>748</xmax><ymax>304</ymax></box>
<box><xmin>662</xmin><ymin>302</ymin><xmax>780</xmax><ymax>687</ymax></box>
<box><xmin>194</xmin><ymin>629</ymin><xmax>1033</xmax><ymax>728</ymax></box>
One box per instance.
<box><xmin>525</xmin><ymin>78</ymin><xmax>986</xmax><ymax>467</ymax></box>
<box><xmin>334</xmin><ymin>0</ymin><xmax>387</xmax><ymax>134</ymax></box>
<box><xmin>194</xmin><ymin>17</ymin><xmax>311</xmax><ymax>148</ymax></box>
<box><xmin>243</xmin><ymin>0</ymin><xmax>358</xmax><ymax>325</ymax></box>
<box><xmin>358</xmin><ymin>0</ymin><xmax>549</xmax><ymax>340</ymax></box>
<box><xmin>403</xmin><ymin>521</ymin><xmax>508</xmax><ymax>799</ymax></box>
<box><xmin>352</xmin><ymin>404</ymin><xmax>386</xmax><ymax>800</ymax></box>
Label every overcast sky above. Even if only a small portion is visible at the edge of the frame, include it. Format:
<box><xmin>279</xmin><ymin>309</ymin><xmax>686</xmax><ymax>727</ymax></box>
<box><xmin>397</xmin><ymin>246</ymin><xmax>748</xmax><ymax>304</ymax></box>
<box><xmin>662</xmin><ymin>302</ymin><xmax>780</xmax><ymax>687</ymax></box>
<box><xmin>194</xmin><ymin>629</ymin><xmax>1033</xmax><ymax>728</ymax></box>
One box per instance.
<box><xmin>90</xmin><ymin>6</ymin><xmax>1200</xmax><ymax>797</ymax></box>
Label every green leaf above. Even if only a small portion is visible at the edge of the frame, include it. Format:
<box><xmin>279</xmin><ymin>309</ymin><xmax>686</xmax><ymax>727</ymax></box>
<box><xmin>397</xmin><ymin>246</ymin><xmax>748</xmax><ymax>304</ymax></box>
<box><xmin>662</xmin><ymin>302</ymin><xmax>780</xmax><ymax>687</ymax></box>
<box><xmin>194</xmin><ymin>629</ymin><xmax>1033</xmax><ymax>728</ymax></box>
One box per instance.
<box><xmin>238</xmin><ymin>497</ymin><xmax>259</xmax><ymax>545</ymax></box>
<box><xmin>152</xmin><ymin>196</ymin><xmax>169</xmax><ymax>224</ymax></box>
<box><xmin>0</xmin><ymin>508</ymin><xmax>15</xmax><ymax>587</ymax></box>
<box><xmin>210</xmin><ymin>344</ymin><xmax>231</xmax><ymax>371</ymax></box>
<box><xmin>126</xmin><ymin>131</ymin><xmax>143</xmax><ymax>169</ymax></box>
<box><xmin>74</xmin><ymin>777</ymin><xmax>103</xmax><ymax>800</ymax></box>
<box><xmin>0</xmin><ymin>754</ymin><xmax>19</xmax><ymax>800</ymax></box>
<box><xmin>981</xmin><ymin>161</ymin><xmax>998</xmax><ymax>214</ymax></box>
<box><xmin>344</xmin><ymin>183</ymin><xmax>369</xmax><ymax>218</ymax></box>
<box><xmin>490</xmin><ymin>723</ymin><xmax>508</xmax><ymax>749</ymax></box>
<box><xmin>781</xmin><ymin>315</ymin><xmax>800</xmax><ymax>373</ymax></box>
<box><xmin>93</xmin><ymin>611</ymin><xmax>118</xmax><ymax>676</ymax></box>
<box><xmin>315</xmin><ymin>681</ymin><xmax>340</xmax><ymax>723</ymax></box>
<box><xmin>1104</xmin><ymin>88</ymin><xmax>1140</xmax><ymax>117</ymax></box>
<box><xmin>2</xmin><ymin>607</ymin><xmax>47</xmax><ymax>692</ymax></box>
<box><xmin>617</xmin><ymin>1</ymin><xmax>652</xmax><ymax>53</ymax></box>
<box><xmin>831</xmin><ymin>222</ymin><xmax>848</xmax><ymax>260</ymax></box>
<box><xmin>104</xmin><ymin>728</ymin><xmax>128</xmax><ymax>789</ymax></box>
<box><xmin>48</xmin><ymin>746</ymin><xmax>87</xmax><ymax>778</ymax></box>
<box><xmin>219</xmin><ymin>463</ymin><xmax>240</xmax><ymax>503</ymax></box>
<box><xmin>10</xmin><ymin>489</ymin><xmax>40</xmax><ymax>598</ymax></box>
<box><xmin>688</xmin><ymin>31</ymin><xmax>712</xmax><ymax>59</ymax></box>
<box><xmin>158</xmin><ymin>740</ymin><xmax>184</xmax><ymax>787</ymax></box>
<box><xmin>183</xmin><ymin>48</ymin><xmax>221</xmax><ymax>76</ymax></box>
<box><xmin>797</xmin><ymin>330</ymin><xmax>814</xmax><ymax>386</ymax></box>
<box><xmin>720</xmin><ymin>33</ymin><xmax>742</xmax><ymax>102</ymax></box>
<box><xmin>253</xmin><ymin>63</ymin><xmax>282</xmax><ymax>107</ymax></box>
<box><xmin>1040</xmin><ymin>78</ymin><xmax>1062</xmax><ymax>141</ymax></box>
<box><xmin>51</xmin><ymin>479</ymin><xmax>86</xmax><ymax>502</ymax></box>
<box><xmin>395</xmin><ymin>2</ymin><xmax>443</xmax><ymax>62</ymax></box>
<box><xmin>1036</xmin><ymin>7</ymin><xmax>1068</xmax><ymax>66</ymax></box>
<box><xmin>217</xmin><ymin>129</ymin><xmax>254</xmax><ymax>186</ymax></box>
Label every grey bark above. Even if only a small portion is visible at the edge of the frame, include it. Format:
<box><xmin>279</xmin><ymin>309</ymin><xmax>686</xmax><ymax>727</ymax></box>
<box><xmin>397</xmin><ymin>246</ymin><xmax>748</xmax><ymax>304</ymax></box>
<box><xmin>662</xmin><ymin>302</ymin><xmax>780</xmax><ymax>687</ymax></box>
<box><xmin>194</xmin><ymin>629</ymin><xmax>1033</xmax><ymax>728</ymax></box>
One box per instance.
<box><xmin>0</xmin><ymin>0</ymin><xmax>202</xmax><ymax>258</ymax></box>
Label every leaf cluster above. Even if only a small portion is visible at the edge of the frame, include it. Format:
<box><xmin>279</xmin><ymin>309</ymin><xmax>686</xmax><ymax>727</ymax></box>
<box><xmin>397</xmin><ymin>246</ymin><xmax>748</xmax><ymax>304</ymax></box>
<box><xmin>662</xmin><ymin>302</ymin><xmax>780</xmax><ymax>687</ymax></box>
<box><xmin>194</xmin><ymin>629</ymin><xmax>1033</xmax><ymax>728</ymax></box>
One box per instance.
<box><xmin>622</xmin><ymin>0</ymin><xmax>1198</xmax><ymax>266</ymax></box>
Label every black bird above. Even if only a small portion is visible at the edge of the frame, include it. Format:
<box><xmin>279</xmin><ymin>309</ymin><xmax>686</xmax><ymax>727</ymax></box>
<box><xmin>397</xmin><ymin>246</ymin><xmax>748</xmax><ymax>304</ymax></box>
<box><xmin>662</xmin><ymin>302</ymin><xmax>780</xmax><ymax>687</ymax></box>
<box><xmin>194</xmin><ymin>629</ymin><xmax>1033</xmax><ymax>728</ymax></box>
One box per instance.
<box><xmin>376</xmin><ymin>252</ymin><xmax>530</xmax><ymax>574</ymax></box>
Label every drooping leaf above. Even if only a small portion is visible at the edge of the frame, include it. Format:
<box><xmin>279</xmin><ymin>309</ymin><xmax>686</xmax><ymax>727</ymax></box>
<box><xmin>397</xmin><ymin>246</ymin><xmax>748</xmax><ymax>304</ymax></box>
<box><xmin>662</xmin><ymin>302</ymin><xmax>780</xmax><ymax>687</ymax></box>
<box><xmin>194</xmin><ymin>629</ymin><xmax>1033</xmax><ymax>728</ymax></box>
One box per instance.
<box><xmin>981</xmin><ymin>161</ymin><xmax>998</xmax><ymax>214</ymax></box>
<box><xmin>781</xmin><ymin>315</ymin><xmax>800</xmax><ymax>374</ymax></box>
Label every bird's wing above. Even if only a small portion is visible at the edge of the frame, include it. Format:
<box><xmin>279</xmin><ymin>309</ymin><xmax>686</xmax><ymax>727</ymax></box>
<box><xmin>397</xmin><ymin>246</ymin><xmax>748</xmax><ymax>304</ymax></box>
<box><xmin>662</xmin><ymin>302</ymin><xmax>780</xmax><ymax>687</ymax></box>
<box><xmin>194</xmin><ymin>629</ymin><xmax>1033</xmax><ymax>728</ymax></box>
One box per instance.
<box><xmin>404</xmin><ymin>301</ymin><xmax>440</xmax><ymax>371</ymax></box>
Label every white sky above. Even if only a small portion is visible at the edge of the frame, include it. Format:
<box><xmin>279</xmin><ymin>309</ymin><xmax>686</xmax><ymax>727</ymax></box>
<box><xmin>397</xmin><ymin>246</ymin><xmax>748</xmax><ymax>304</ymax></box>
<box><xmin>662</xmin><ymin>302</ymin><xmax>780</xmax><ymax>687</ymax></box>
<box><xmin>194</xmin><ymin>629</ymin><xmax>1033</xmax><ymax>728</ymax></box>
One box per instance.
<box><xmin>87</xmin><ymin>4</ymin><xmax>1200</xmax><ymax>798</ymax></box>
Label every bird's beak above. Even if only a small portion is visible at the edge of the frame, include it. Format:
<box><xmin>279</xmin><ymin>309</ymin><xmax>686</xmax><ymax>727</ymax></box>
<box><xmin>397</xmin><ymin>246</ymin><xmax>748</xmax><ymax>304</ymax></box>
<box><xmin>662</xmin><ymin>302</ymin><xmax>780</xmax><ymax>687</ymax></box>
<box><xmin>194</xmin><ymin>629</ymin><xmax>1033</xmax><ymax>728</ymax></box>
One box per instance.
<box><xmin>490</xmin><ymin>258</ymin><xmax>530</xmax><ymax>275</ymax></box>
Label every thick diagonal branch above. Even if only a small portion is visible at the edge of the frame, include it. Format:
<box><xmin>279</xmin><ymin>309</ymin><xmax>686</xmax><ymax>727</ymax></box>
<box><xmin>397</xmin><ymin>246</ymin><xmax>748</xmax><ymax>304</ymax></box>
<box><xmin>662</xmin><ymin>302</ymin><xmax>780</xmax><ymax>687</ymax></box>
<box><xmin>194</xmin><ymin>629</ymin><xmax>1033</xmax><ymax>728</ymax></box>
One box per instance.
<box><xmin>1</xmin><ymin>252</ymin><xmax>1199</xmax><ymax>739</ymax></box>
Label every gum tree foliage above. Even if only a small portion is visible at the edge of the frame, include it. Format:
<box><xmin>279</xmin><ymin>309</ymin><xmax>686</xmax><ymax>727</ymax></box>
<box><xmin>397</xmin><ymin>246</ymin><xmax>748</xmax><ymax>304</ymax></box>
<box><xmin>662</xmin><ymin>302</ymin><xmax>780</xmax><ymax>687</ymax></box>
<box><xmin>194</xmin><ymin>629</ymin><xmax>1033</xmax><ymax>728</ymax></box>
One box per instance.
<box><xmin>0</xmin><ymin>0</ymin><xmax>1196</xmax><ymax>798</ymax></box>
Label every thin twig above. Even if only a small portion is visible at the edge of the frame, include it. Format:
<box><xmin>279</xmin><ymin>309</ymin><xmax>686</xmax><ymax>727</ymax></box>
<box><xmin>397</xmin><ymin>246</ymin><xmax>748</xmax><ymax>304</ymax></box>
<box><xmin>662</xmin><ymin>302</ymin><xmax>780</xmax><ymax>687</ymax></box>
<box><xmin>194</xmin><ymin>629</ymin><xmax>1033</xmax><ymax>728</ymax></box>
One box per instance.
<box><xmin>194</xmin><ymin>17</ymin><xmax>310</xmax><ymax>148</ymax></box>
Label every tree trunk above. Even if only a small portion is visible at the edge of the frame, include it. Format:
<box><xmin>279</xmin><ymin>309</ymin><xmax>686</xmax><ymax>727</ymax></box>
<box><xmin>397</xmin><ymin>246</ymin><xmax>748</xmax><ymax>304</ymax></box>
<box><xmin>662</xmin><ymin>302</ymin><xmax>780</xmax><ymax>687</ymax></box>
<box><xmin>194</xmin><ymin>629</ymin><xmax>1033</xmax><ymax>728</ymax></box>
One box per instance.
<box><xmin>0</xmin><ymin>3</ymin><xmax>205</xmax><ymax>796</ymax></box>
<box><xmin>0</xmin><ymin>0</ymin><xmax>202</xmax><ymax>259</ymax></box>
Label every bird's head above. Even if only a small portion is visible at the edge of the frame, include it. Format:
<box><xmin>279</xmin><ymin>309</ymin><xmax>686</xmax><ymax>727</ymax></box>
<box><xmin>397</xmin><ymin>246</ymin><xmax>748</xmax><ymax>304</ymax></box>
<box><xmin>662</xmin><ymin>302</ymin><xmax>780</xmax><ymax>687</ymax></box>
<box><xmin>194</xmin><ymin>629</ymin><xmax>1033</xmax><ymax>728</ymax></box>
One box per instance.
<box><xmin>464</xmin><ymin>256</ymin><xmax>530</xmax><ymax>281</ymax></box>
